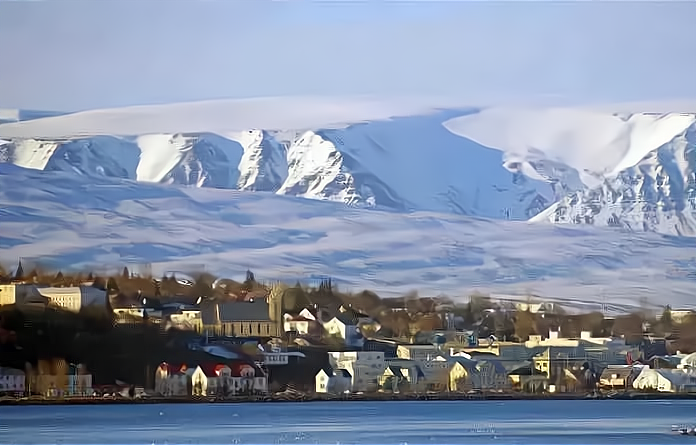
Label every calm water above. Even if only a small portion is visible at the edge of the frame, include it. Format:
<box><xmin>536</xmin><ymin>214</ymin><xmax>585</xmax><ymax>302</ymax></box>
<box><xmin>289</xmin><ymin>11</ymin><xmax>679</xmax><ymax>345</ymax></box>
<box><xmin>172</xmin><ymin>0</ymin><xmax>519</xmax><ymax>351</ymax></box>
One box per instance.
<box><xmin>1</xmin><ymin>400</ymin><xmax>695</xmax><ymax>444</ymax></box>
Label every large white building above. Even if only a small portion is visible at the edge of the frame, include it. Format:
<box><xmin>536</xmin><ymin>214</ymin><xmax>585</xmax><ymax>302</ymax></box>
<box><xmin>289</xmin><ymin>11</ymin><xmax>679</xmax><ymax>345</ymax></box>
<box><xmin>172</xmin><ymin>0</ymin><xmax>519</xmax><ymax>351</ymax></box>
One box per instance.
<box><xmin>0</xmin><ymin>367</ymin><xmax>25</xmax><ymax>394</ymax></box>
<box><xmin>328</xmin><ymin>351</ymin><xmax>385</xmax><ymax>392</ymax></box>
<box><xmin>0</xmin><ymin>283</ymin><xmax>106</xmax><ymax>312</ymax></box>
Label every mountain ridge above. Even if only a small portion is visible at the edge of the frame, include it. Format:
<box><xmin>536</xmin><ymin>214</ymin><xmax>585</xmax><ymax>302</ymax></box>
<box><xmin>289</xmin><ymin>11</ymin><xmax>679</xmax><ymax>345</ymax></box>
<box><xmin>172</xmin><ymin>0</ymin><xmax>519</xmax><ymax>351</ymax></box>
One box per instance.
<box><xmin>1</xmin><ymin>100</ymin><xmax>696</xmax><ymax>236</ymax></box>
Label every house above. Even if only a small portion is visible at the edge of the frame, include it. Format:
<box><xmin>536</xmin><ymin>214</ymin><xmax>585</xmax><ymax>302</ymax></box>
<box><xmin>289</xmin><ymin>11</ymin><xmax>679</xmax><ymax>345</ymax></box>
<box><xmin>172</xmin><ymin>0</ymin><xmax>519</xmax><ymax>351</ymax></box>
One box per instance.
<box><xmin>0</xmin><ymin>367</ymin><xmax>25</xmax><ymax>395</ymax></box>
<box><xmin>599</xmin><ymin>366</ymin><xmax>639</xmax><ymax>390</ymax></box>
<box><xmin>283</xmin><ymin>313</ymin><xmax>322</xmax><ymax>337</ymax></box>
<box><xmin>507</xmin><ymin>364</ymin><xmax>548</xmax><ymax>393</ymax></box>
<box><xmin>323</xmin><ymin>314</ymin><xmax>365</xmax><ymax>348</ymax></box>
<box><xmin>155</xmin><ymin>363</ymin><xmax>193</xmax><ymax>397</ymax></box>
<box><xmin>396</xmin><ymin>344</ymin><xmax>442</xmax><ymax>362</ymax></box>
<box><xmin>112</xmin><ymin>304</ymin><xmax>147</xmax><ymax>325</ymax></box>
<box><xmin>476</xmin><ymin>359</ymin><xmax>510</xmax><ymax>391</ymax></box>
<box><xmin>632</xmin><ymin>368</ymin><xmax>696</xmax><ymax>393</ymax></box>
<box><xmin>328</xmin><ymin>351</ymin><xmax>385</xmax><ymax>393</ymax></box>
<box><xmin>190</xmin><ymin>364</ymin><xmax>232</xmax><ymax>396</ymax></box>
<box><xmin>419</xmin><ymin>356</ymin><xmax>452</xmax><ymax>391</ymax></box>
<box><xmin>315</xmin><ymin>368</ymin><xmax>352</xmax><ymax>394</ymax></box>
<box><xmin>0</xmin><ymin>284</ymin><xmax>49</xmax><ymax>306</ymax></box>
<box><xmin>532</xmin><ymin>346</ymin><xmax>594</xmax><ymax>392</ymax></box>
<box><xmin>448</xmin><ymin>358</ymin><xmax>481</xmax><ymax>392</ymax></box>
<box><xmin>169</xmin><ymin>308</ymin><xmax>203</xmax><ymax>333</ymax></box>
<box><xmin>660</xmin><ymin>309</ymin><xmax>695</xmax><ymax>324</ymax></box>
<box><xmin>379</xmin><ymin>366</ymin><xmax>409</xmax><ymax>393</ymax></box>
<box><xmin>379</xmin><ymin>360</ymin><xmax>425</xmax><ymax>393</ymax></box>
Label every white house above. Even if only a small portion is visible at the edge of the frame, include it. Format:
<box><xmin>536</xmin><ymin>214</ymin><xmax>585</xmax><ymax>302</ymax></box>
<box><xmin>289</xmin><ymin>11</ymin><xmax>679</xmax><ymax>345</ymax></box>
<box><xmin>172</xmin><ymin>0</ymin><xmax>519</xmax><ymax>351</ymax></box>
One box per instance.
<box><xmin>283</xmin><ymin>313</ymin><xmax>322</xmax><ymax>337</ymax></box>
<box><xmin>328</xmin><ymin>351</ymin><xmax>385</xmax><ymax>392</ymax></box>
<box><xmin>323</xmin><ymin>315</ymin><xmax>364</xmax><ymax>348</ymax></box>
<box><xmin>154</xmin><ymin>363</ymin><xmax>192</xmax><ymax>397</ymax></box>
<box><xmin>315</xmin><ymin>368</ymin><xmax>352</xmax><ymax>394</ymax></box>
<box><xmin>397</xmin><ymin>344</ymin><xmax>442</xmax><ymax>362</ymax></box>
<box><xmin>0</xmin><ymin>367</ymin><xmax>25</xmax><ymax>394</ymax></box>
<box><xmin>190</xmin><ymin>365</ymin><xmax>232</xmax><ymax>396</ymax></box>
<box><xmin>156</xmin><ymin>362</ymin><xmax>268</xmax><ymax>397</ymax></box>
<box><xmin>632</xmin><ymin>368</ymin><xmax>696</xmax><ymax>393</ymax></box>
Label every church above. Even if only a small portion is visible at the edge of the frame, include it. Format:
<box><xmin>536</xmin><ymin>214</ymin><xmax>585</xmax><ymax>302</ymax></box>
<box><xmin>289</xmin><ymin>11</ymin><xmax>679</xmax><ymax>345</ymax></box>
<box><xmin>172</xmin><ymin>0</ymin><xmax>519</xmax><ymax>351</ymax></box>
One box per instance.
<box><xmin>201</xmin><ymin>283</ymin><xmax>286</xmax><ymax>337</ymax></box>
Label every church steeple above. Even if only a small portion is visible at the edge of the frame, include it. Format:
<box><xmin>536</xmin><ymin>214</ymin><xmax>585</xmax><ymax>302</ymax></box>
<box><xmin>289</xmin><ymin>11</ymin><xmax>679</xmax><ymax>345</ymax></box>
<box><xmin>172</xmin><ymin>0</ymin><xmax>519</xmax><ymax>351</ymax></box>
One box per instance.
<box><xmin>13</xmin><ymin>260</ymin><xmax>24</xmax><ymax>282</ymax></box>
<box><xmin>268</xmin><ymin>283</ymin><xmax>287</xmax><ymax>336</ymax></box>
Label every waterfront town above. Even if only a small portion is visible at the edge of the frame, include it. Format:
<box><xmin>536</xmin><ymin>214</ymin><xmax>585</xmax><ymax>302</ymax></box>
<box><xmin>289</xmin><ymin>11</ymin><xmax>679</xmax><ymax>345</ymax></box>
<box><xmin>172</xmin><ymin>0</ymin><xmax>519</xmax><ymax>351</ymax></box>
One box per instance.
<box><xmin>1</xmin><ymin>262</ymin><xmax>696</xmax><ymax>402</ymax></box>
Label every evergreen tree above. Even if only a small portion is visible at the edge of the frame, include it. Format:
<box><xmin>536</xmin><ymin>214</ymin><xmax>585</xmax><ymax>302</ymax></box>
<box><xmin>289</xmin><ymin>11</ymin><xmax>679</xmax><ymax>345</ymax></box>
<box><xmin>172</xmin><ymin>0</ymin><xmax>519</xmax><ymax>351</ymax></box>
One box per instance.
<box><xmin>106</xmin><ymin>277</ymin><xmax>119</xmax><ymax>293</ymax></box>
<box><xmin>122</xmin><ymin>266</ymin><xmax>130</xmax><ymax>279</ymax></box>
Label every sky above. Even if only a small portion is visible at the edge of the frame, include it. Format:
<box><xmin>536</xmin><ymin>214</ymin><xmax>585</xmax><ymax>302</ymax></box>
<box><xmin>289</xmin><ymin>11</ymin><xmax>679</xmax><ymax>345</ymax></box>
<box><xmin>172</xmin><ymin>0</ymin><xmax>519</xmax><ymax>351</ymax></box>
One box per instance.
<box><xmin>1</xmin><ymin>0</ymin><xmax>696</xmax><ymax>112</ymax></box>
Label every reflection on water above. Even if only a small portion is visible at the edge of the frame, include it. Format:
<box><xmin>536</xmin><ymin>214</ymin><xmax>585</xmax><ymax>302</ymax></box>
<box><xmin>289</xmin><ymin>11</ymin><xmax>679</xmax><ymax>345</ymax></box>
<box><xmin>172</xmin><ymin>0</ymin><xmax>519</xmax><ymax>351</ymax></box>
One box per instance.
<box><xmin>1</xmin><ymin>400</ymin><xmax>695</xmax><ymax>444</ymax></box>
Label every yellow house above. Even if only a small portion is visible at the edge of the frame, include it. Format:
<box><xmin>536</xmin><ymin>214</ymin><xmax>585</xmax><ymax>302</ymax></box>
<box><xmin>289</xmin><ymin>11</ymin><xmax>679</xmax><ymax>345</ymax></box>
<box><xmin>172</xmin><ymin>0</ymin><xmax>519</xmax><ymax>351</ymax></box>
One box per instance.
<box><xmin>0</xmin><ymin>284</ymin><xmax>16</xmax><ymax>306</ymax></box>
<box><xmin>448</xmin><ymin>358</ymin><xmax>481</xmax><ymax>392</ymax></box>
<box><xmin>507</xmin><ymin>364</ymin><xmax>548</xmax><ymax>392</ymax></box>
<box><xmin>379</xmin><ymin>362</ymin><xmax>425</xmax><ymax>393</ymax></box>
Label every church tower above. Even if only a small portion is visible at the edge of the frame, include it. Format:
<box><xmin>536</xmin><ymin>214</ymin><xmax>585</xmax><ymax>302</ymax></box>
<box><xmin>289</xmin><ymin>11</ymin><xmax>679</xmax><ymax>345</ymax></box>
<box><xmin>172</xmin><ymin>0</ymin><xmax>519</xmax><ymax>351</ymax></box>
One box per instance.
<box><xmin>268</xmin><ymin>283</ymin><xmax>288</xmax><ymax>336</ymax></box>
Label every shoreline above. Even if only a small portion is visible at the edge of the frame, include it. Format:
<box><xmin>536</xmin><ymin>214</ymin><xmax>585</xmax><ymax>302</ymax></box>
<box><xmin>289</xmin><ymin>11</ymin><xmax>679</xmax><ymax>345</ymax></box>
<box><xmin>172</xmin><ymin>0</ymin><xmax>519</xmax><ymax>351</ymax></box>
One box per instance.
<box><xmin>2</xmin><ymin>391</ymin><xmax>693</xmax><ymax>406</ymax></box>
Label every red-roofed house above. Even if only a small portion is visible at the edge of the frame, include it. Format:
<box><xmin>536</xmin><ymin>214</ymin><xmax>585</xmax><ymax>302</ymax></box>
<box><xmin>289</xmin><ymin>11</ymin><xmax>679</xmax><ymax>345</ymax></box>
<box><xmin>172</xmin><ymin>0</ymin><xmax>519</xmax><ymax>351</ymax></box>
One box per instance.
<box><xmin>156</xmin><ymin>361</ymin><xmax>268</xmax><ymax>397</ymax></box>
<box><xmin>190</xmin><ymin>364</ymin><xmax>232</xmax><ymax>396</ymax></box>
<box><xmin>154</xmin><ymin>362</ymin><xmax>194</xmax><ymax>397</ymax></box>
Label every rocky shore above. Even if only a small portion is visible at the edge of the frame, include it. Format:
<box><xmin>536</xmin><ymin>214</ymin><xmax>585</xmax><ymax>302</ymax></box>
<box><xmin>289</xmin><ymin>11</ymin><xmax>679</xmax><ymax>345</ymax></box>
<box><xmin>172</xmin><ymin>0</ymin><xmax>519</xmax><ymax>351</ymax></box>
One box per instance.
<box><xmin>1</xmin><ymin>391</ymin><xmax>693</xmax><ymax>406</ymax></box>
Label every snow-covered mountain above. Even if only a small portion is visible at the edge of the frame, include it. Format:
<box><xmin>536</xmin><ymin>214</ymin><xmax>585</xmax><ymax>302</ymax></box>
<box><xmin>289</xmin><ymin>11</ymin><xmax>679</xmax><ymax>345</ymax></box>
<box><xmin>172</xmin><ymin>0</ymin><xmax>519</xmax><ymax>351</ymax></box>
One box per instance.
<box><xmin>445</xmin><ymin>107</ymin><xmax>696</xmax><ymax>236</ymax></box>
<box><xmin>0</xmin><ymin>108</ymin><xmax>557</xmax><ymax>220</ymax></box>
<box><xmin>1</xmin><ymin>163</ymin><xmax>694</xmax><ymax>308</ymax></box>
<box><xmin>1</xmin><ymin>98</ymin><xmax>696</xmax><ymax>236</ymax></box>
<box><xmin>531</xmin><ymin>124</ymin><xmax>696</xmax><ymax>236</ymax></box>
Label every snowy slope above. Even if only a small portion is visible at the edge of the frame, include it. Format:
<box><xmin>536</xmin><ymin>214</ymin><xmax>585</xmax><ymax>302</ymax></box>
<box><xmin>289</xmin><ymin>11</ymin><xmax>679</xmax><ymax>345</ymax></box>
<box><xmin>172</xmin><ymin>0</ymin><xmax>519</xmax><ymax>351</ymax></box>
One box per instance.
<box><xmin>1</xmin><ymin>164</ymin><xmax>694</xmax><ymax>308</ymax></box>
<box><xmin>0</xmin><ymin>108</ymin><xmax>66</xmax><ymax>125</ymax></box>
<box><xmin>445</xmin><ymin>106</ymin><xmax>696</xmax><ymax>235</ymax></box>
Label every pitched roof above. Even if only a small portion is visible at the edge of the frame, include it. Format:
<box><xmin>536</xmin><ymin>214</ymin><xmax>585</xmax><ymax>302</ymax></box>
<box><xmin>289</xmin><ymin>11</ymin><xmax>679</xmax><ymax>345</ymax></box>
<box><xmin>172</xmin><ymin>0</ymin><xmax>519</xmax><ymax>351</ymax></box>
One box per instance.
<box><xmin>198</xmin><ymin>363</ymin><xmax>230</xmax><ymax>378</ymax></box>
<box><xmin>335</xmin><ymin>369</ymin><xmax>352</xmax><ymax>378</ymax></box>
<box><xmin>507</xmin><ymin>364</ymin><xmax>545</xmax><ymax>376</ymax></box>
<box><xmin>218</xmin><ymin>300</ymin><xmax>271</xmax><ymax>322</ymax></box>
<box><xmin>476</xmin><ymin>359</ymin><xmax>507</xmax><ymax>374</ymax></box>
<box><xmin>599</xmin><ymin>367</ymin><xmax>634</xmax><ymax>380</ymax></box>
<box><xmin>385</xmin><ymin>365</ymin><xmax>405</xmax><ymax>379</ymax></box>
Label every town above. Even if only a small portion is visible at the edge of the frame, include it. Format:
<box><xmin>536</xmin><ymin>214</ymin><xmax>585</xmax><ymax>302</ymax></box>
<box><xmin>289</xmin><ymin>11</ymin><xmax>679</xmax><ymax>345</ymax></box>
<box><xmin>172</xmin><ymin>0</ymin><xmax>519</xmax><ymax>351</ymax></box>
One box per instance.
<box><xmin>1</xmin><ymin>261</ymin><xmax>696</xmax><ymax>402</ymax></box>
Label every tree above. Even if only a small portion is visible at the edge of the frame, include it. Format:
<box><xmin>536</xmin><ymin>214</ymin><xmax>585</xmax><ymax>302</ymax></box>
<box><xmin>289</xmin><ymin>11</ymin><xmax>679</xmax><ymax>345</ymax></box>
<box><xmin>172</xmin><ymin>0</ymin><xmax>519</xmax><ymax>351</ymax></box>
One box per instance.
<box><xmin>612</xmin><ymin>312</ymin><xmax>644</xmax><ymax>343</ymax></box>
<box><xmin>92</xmin><ymin>276</ymin><xmax>107</xmax><ymax>290</ymax></box>
<box><xmin>513</xmin><ymin>310</ymin><xmax>537</xmax><ymax>341</ymax></box>
<box><xmin>577</xmin><ymin>312</ymin><xmax>605</xmax><ymax>337</ymax></box>
<box><xmin>661</xmin><ymin>305</ymin><xmax>673</xmax><ymax>328</ymax></box>
<box><xmin>122</xmin><ymin>267</ymin><xmax>130</xmax><ymax>279</ymax></box>
<box><xmin>106</xmin><ymin>277</ymin><xmax>120</xmax><ymax>294</ymax></box>
<box><xmin>242</xmin><ymin>270</ymin><xmax>256</xmax><ymax>292</ymax></box>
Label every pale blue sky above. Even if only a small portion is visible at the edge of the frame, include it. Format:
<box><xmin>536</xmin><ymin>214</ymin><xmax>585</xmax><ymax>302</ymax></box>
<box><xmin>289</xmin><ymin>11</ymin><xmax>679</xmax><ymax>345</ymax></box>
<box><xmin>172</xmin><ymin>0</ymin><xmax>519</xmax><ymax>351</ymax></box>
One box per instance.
<box><xmin>1</xmin><ymin>0</ymin><xmax>696</xmax><ymax>111</ymax></box>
